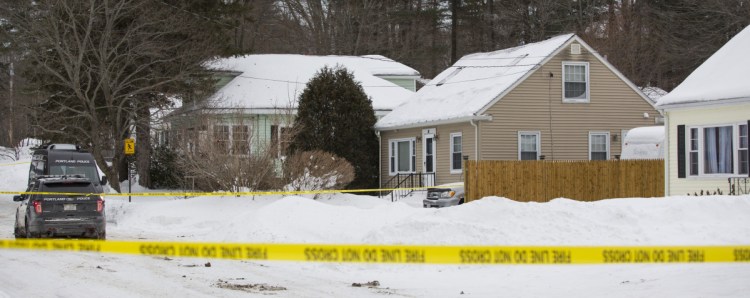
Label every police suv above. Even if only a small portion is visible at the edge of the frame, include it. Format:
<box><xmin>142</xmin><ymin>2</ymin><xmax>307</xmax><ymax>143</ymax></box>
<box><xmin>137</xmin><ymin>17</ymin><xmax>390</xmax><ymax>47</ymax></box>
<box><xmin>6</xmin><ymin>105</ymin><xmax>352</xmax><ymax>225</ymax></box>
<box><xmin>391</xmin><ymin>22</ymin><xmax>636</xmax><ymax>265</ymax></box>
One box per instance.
<box><xmin>28</xmin><ymin>143</ymin><xmax>107</xmax><ymax>192</ymax></box>
<box><xmin>14</xmin><ymin>176</ymin><xmax>106</xmax><ymax>239</ymax></box>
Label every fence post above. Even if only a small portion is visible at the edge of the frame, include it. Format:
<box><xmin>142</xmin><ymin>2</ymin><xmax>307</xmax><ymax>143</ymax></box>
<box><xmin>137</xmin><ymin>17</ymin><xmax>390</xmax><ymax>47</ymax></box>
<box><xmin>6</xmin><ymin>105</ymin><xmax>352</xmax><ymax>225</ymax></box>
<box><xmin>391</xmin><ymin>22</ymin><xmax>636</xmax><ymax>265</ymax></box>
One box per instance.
<box><xmin>463</xmin><ymin>155</ymin><xmax>469</xmax><ymax>201</ymax></box>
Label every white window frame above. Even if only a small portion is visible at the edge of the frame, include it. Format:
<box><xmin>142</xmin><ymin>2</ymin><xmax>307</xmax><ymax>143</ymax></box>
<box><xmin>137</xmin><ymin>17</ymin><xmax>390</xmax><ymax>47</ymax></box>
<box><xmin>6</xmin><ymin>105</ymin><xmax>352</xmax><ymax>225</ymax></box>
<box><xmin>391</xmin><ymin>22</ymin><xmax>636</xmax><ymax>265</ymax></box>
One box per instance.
<box><xmin>562</xmin><ymin>61</ymin><xmax>590</xmax><ymax>103</ymax></box>
<box><xmin>740</xmin><ymin>124</ymin><xmax>748</xmax><ymax>175</ymax></box>
<box><xmin>689</xmin><ymin>127</ymin><xmax>699</xmax><ymax>176</ymax></box>
<box><xmin>518</xmin><ymin>131</ymin><xmax>541</xmax><ymax>160</ymax></box>
<box><xmin>687</xmin><ymin>122</ymin><xmax>748</xmax><ymax>178</ymax></box>
<box><xmin>388</xmin><ymin>138</ymin><xmax>416</xmax><ymax>175</ymax></box>
<box><xmin>589</xmin><ymin>132</ymin><xmax>610</xmax><ymax>160</ymax></box>
<box><xmin>450</xmin><ymin>132</ymin><xmax>463</xmax><ymax>174</ymax></box>
<box><xmin>231</xmin><ymin>125</ymin><xmax>250</xmax><ymax>156</ymax></box>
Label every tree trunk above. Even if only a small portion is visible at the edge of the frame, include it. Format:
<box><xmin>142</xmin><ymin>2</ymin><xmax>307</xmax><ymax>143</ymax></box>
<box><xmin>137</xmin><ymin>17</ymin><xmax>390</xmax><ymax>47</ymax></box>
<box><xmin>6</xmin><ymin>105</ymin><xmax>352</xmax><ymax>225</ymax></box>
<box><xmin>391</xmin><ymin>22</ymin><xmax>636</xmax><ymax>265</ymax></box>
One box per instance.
<box><xmin>450</xmin><ymin>0</ymin><xmax>459</xmax><ymax>64</ymax></box>
<box><xmin>136</xmin><ymin>96</ymin><xmax>152</xmax><ymax>188</ymax></box>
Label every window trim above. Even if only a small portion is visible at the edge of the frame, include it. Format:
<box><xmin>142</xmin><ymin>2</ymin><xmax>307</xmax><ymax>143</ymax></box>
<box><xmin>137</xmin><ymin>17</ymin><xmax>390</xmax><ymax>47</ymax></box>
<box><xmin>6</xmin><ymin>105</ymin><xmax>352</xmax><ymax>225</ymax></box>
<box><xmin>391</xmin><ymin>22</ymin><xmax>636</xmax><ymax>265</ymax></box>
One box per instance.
<box><xmin>562</xmin><ymin>61</ymin><xmax>590</xmax><ymax>103</ymax></box>
<box><xmin>589</xmin><ymin>131</ymin><xmax>610</xmax><ymax>160</ymax></box>
<box><xmin>388</xmin><ymin>138</ymin><xmax>417</xmax><ymax>175</ymax></box>
<box><xmin>689</xmin><ymin>127</ymin><xmax>699</xmax><ymax>176</ymax></box>
<box><xmin>518</xmin><ymin>131</ymin><xmax>541</xmax><ymax>160</ymax></box>
<box><xmin>686</xmin><ymin>122</ymin><xmax>748</xmax><ymax>178</ymax></box>
<box><xmin>232</xmin><ymin>125</ymin><xmax>250</xmax><ymax>156</ymax></box>
<box><xmin>450</xmin><ymin>132</ymin><xmax>463</xmax><ymax>174</ymax></box>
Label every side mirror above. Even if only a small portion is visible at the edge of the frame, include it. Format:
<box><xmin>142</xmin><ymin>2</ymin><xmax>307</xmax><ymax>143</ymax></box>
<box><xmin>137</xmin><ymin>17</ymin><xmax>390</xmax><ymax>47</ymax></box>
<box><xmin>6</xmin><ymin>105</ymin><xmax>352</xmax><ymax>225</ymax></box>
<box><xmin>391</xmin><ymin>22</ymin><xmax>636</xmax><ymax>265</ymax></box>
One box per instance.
<box><xmin>101</xmin><ymin>176</ymin><xmax>108</xmax><ymax>186</ymax></box>
<box><xmin>13</xmin><ymin>195</ymin><xmax>25</xmax><ymax>202</ymax></box>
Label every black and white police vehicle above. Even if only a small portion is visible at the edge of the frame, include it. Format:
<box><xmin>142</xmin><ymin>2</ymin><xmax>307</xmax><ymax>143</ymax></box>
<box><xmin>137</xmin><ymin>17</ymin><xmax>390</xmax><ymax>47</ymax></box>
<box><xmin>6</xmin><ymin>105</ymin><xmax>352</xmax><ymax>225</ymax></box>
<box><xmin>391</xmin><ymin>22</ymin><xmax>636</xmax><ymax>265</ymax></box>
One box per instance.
<box><xmin>14</xmin><ymin>175</ymin><xmax>106</xmax><ymax>239</ymax></box>
<box><xmin>28</xmin><ymin>143</ymin><xmax>107</xmax><ymax>192</ymax></box>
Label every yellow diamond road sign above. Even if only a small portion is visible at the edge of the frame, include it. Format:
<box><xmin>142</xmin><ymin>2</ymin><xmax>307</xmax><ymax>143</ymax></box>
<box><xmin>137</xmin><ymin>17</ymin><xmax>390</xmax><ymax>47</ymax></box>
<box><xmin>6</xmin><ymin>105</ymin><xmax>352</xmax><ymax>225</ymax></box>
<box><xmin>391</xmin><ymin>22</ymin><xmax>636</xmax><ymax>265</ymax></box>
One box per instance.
<box><xmin>124</xmin><ymin>138</ymin><xmax>135</xmax><ymax>155</ymax></box>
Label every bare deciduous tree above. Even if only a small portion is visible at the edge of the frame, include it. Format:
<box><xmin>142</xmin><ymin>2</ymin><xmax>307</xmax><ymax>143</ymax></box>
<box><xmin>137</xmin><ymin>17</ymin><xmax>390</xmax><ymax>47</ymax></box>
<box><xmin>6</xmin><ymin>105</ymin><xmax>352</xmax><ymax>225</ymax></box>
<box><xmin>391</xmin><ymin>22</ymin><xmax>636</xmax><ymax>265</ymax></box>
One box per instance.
<box><xmin>12</xmin><ymin>0</ymin><xmax>220</xmax><ymax>192</ymax></box>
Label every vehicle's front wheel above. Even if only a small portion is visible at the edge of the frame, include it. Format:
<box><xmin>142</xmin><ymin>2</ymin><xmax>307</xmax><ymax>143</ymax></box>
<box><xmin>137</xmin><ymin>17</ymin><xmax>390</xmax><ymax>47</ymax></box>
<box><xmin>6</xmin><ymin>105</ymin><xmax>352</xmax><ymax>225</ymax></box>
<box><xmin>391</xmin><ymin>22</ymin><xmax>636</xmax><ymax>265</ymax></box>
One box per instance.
<box><xmin>14</xmin><ymin>226</ymin><xmax>26</xmax><ymax>239</ymax></box>
<box><xmin>24</xmin><ymin>219</ymin><xmax>33</xmax><ymax>238</ymax></box>
<box><xmin>459</xmin><ymin>197</ymin><xmax>465</xmax><ymax>205</ymax></box>
<box><xmin>96</xmin><ymin>230</ymin><xmax>106</xmax><ymax>240</ymax></box>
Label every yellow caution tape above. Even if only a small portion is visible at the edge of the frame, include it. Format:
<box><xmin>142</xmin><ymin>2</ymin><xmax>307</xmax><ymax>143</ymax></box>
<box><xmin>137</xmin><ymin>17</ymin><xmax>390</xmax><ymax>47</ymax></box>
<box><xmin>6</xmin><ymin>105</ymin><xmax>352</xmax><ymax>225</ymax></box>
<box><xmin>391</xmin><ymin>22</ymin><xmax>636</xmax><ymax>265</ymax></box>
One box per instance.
<box><xmin>1</xmin><ymin>239</ymin><xmax>749</xmax><ymax>264</ymax></box>
<box><xmin>0</xmin><ymin>187</ymin><xmax>430</xmax><ymax>197</ymax></box>
<box><xmin>0</xmin><ymin>161</ymin><xmax>29</xmax><ymax>167</ymax></box>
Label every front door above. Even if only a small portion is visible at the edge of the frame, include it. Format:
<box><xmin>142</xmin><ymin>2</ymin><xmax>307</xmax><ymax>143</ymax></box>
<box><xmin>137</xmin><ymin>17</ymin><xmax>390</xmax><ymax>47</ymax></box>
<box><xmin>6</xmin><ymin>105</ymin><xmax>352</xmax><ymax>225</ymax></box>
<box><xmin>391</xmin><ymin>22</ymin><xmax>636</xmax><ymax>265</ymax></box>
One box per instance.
<box><xmin>422</xmin><ymin>129</ymin><xmax>436</xmax><ymax>187</ymax></box>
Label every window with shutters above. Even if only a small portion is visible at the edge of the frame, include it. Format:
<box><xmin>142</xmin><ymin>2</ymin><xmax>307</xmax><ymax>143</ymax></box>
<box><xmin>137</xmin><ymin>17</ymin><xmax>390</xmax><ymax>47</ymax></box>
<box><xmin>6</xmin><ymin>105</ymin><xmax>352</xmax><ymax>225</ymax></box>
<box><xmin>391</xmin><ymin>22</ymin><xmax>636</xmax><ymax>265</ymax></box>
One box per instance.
<box><xmin>686</xmin><ymin>123</ymin><xmax>748</xmax><ymax>177</ymax></box>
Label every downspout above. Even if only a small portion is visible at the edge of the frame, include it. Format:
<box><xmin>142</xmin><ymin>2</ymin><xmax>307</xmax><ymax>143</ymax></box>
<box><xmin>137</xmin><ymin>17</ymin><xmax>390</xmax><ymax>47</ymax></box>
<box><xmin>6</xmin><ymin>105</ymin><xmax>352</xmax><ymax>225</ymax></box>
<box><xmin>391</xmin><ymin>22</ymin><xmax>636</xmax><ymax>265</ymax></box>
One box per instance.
<box><xmin>469</xmin><ymin>119</ymin><xmax>479</xmax><ymax>200</ymax></box>
<box><xmin>376</xmin><ymin>130</ymin><xmax>382</xmax><ymax>193</ymax></box>
<box><xmin>663</xmin><ymin>111</ymin><xmax>670</xmax><ymax>196</ymax></box>
<box><xmin>470</xmin><ymin>119</ymin><xmax>479</xmax><ymax>160</ymax></box>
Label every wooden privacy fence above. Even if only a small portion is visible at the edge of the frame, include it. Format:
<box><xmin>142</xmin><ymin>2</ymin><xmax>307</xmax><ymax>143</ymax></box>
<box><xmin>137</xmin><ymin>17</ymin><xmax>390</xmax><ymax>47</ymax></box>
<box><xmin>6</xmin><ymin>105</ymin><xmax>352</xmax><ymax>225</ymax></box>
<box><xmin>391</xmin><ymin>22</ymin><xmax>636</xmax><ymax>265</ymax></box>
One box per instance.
<box><xmin>464</xmin><ymin>159</ymin><xmax>664</xmax><ymax>202</ymax></box>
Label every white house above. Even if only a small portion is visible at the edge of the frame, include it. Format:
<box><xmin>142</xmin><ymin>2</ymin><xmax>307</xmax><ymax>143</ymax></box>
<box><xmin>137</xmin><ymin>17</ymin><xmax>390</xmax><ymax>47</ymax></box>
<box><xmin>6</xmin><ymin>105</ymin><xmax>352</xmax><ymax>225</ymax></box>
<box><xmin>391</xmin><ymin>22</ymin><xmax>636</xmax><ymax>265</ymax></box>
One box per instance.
<box><xmin>169</xmin><ymin>54</ymin><xmax>420</xmax><ymax>157</ymax></box>
<box><xmin>657</xmin><ymin>26</ymin><xmax>750</xmax><ymax>196</ymax></box>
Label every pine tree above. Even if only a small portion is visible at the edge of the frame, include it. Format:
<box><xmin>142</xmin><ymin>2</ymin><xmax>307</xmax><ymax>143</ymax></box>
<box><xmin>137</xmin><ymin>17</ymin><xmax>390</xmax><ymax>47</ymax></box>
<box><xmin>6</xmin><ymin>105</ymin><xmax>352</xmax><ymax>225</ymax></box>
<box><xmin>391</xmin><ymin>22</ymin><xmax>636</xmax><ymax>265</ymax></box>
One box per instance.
<box><xmin>289</xmin><ymin>66</ymin><xmax>379</xmax><ymax>190</ymax></box>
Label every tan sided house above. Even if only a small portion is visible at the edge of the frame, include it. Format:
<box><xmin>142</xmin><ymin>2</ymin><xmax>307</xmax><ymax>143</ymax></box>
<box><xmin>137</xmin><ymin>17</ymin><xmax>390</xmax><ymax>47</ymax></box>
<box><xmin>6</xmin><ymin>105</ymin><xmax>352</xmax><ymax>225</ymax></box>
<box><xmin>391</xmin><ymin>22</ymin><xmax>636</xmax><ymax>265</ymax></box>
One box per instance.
<box><xmin>657</xmin><ymin>26</ymin><xmax>750</xmax><ymax>196</ymax></box>
<box><xmin>375</xmin><ymin>34</ymin><xmax>660</xmax><ymax>188</ymax></box>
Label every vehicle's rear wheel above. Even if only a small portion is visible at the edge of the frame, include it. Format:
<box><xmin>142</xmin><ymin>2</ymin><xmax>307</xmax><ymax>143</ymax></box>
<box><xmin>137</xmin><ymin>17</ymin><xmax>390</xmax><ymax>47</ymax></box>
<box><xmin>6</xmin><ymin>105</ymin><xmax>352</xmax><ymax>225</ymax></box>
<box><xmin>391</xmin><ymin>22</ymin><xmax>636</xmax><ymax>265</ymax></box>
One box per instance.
<box><xmin>96</xmin><ymin>231</ymin><xmax>106</xmax><ymax>240</ymax></box>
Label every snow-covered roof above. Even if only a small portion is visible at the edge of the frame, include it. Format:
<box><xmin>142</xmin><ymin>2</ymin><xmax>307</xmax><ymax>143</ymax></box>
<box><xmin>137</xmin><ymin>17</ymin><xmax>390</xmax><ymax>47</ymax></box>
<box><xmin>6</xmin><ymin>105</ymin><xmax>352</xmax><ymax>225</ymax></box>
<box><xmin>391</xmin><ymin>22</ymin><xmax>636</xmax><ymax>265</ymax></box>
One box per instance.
<box><xmin>657</xmin><ymin>25</ymin><xmax>750</xmax><ymax>107</ymax></box>
<box><xmin>205</xmin><ymin>54</ymin><xmax>420</xmax><ymax>112</ymax></box>
<box><xmin>639</xmin><ymin>86</ymin><xmax>668</xmax><ymax>104</ymax></box>
<box><xmin>375</xmin><ymin>34</ymin><xmax>575</xmax><ymax>130</ymax></box>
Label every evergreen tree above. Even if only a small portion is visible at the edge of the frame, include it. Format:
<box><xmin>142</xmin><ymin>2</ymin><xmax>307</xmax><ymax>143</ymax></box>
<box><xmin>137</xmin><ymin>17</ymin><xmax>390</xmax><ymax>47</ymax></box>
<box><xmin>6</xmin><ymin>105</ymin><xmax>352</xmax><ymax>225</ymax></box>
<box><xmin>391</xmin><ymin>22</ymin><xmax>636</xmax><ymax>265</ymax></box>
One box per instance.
<box><xmin>289</xmin><ymin>66</ymin><xmax>379</xmax><ymax>190</ymax></box>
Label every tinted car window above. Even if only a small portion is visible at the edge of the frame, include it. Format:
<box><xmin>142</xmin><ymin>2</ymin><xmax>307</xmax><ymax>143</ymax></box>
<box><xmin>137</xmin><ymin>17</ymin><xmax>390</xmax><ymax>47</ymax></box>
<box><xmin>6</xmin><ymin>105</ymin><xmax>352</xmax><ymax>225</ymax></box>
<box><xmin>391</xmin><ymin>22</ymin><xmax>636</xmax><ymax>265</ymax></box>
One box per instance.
<box><xmin>40</xmin><ymin>182</ymin><xmax>95</xmax><ymax>193</ymax></box>
<box><xmin>49</xmin><ymin>165</ymin><xmax>99</xmax><ymax>181</ymax></box>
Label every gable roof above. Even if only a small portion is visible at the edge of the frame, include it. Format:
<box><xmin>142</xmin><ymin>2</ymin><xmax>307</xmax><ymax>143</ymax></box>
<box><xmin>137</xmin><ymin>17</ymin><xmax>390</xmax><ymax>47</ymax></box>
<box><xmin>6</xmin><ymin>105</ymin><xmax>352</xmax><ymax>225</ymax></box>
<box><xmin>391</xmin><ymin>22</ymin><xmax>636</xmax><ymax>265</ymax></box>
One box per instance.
<box><xmin>657</xmin><ymin>25</ymin><xmax>750</xmax><ymax>108</ymax></box>
<box><xmin>375</xmin><ymin>34</ymin><xmax>574</xmax><ymax>130</ymax></box>
<box><xmin>204</xmin><ymin>54</ymin><xmax>420</xmax><ymax>113</ymax></box>
<box><xmin>375</xmin><ymin>34</ymin><xmax>653</xmax><ymax>130</ymax></box>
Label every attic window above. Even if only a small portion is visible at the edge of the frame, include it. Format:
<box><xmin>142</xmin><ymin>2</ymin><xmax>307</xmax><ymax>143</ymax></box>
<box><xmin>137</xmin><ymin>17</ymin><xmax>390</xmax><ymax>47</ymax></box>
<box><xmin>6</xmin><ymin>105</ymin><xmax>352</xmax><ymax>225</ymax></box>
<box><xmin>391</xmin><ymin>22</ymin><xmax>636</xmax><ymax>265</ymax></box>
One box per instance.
<box><xmin>436</xmin><ymin>67</ymin><xmax>464</xmax><ymax>86</ymax></box>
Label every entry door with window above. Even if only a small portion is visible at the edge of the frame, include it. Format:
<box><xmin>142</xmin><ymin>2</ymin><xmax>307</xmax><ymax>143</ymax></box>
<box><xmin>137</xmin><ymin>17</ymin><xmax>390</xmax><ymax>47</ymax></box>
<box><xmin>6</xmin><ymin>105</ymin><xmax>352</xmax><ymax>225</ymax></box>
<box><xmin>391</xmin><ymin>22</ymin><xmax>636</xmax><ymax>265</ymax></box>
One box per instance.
<box><xmin>422</xmin><ymin>129</ymin><xmax>436</xmax><ymax>187</ymax></box>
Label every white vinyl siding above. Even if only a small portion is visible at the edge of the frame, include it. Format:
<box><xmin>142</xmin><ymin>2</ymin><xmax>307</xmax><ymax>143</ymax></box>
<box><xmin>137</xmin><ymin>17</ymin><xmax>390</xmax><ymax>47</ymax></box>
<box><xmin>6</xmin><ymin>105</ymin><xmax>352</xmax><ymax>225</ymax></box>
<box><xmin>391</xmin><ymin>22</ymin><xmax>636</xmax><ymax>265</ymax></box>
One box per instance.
<box><xmin>589</xmin><ymin>132</ymin><xmax>610</xmax><ymax>160</ymax></box>
<box><xmin>450</xmin><ymin>132</ymin><xmax>463</xmax><ymax>173</ymax></box>
<box><xmin>562</xmin><ymin>62</ymin><xmax>590</xmax><ymax>103</ymax></box>
<box><xmin>389</xmin><ymin>138</ymin><xmax>416</xmax><ymax>175</ymax></box>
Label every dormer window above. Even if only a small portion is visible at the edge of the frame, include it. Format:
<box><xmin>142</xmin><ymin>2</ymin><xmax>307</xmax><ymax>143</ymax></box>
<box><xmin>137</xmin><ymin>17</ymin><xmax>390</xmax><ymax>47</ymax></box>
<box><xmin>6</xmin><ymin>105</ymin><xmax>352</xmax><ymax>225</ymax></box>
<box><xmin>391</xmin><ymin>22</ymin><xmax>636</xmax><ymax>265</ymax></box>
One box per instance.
<box><xmin>562</xmin><ymin>62</ymin><xmax>590</xmax><ymax>103</ymax></box>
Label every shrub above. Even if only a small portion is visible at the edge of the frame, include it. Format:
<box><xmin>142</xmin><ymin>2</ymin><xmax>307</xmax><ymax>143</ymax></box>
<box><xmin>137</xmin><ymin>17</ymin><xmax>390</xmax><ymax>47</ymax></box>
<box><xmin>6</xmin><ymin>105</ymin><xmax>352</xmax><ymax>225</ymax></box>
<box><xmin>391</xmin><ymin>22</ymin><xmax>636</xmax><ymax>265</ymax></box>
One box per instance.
<box><xmin>282</xmin><ymin>150</ymin><xmax>355</xmax><ymax>196</ymax></box>
<box><xmin>149</xmin><ymin>144</ymin><xmax>182</xmax><ymax>189</ymax></box>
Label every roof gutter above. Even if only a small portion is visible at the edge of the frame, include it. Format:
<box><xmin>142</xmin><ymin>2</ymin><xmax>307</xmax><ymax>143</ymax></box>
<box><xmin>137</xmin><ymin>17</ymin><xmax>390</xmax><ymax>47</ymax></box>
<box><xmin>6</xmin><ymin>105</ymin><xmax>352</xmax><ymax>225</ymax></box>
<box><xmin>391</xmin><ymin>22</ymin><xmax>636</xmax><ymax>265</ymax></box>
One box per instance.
<box><xmin>656</xmin><ymin>96</ymin><xmax>750</xmax><ymax>112</ymax></box>
<box><xmin>375</xmin><ymin>115</ymin><xmax>493</xmax><ymax>131</ymax></box>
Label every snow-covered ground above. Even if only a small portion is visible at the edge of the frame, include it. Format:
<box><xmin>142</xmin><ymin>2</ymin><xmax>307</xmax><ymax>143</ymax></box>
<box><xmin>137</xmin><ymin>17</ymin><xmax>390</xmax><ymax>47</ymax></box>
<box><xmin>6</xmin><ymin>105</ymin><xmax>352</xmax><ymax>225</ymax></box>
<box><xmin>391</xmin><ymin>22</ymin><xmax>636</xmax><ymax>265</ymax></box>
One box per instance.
<box><xmin>1</xmin><ymin>148</ymin><xmax>750</xmax><ymax>297</ymax></box>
